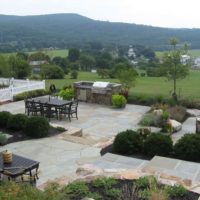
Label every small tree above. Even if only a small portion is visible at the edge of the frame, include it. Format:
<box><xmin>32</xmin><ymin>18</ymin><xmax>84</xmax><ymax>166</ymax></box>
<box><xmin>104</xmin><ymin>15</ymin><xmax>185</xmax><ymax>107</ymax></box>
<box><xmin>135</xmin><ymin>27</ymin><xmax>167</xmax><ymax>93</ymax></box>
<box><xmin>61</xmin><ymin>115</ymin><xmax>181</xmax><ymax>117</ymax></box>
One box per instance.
<box><xmin>117</xmin><ymin>68</ymin><xmax>138</xmax><ymax>91</ymax></box>
<box><xmin>162</xmin><ymin>38</ymin><xmax>190</xmax><ymax>101</ymax></box>
<box><xmin>70</xmin><ymin>70</ymin><xmax>78</xmax><ymax>79</ymax></box>
<box><xmin>8</xmin><ymin>56</ymin><xmax>31</xmax><ymax>79</ymax></box>
<box><xmin>40</xmin><ymin>65</ymin><xmax>65</xmax><ymax>79</ymax></box>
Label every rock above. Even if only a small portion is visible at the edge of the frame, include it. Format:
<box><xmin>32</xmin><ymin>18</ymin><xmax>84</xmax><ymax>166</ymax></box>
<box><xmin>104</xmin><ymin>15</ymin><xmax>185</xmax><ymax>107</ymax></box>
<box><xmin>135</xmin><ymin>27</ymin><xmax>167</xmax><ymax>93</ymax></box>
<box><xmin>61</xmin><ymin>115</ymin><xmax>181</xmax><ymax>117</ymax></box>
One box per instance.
<box><xmin>82</xmin><ymin>198</ymin><xmax>95</xmax><ymax>200</ymax></box>
<box><xmin>118</xmin><ymin>169</ymin><xmax>143</xmax><ymax>180</ymax></box>
<box><xmin>137</xmin><ymin>127</ymin><xmax>151</xmax><ymax>136</ymax></box>
<box><xmin>153</xmin><ymin>109</ymin><xmax>163</xmax><ymax>116</ymax></box>
<box><xmin>169</xmin><ymin>119</ymin><xmax>182</xmax><ymax>132</ymax></box>
<box><xmin>71</xmin><ymin>128</ymin><xmax>83</xmax><ymax>137</ymax></box>
<box><xmin>76</xmin><ymin>164</ymin><xmax>103</xmax><ymax>177</ymax></box>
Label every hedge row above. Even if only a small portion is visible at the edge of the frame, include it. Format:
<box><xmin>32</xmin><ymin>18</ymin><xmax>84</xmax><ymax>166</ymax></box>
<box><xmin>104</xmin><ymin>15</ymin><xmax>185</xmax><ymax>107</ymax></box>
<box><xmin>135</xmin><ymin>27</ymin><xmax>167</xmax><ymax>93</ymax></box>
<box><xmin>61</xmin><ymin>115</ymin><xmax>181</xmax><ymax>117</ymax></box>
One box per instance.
<box><xmin>128</xmin><ymin>93</ymin><xmax>200</xmax><ymax>109</ymax></box>
<box><xmin>113</xmin><ymin>130</ymin><xmax>200</xmax><ymax>162</ymax></box>
<box><xmin>13</xmin><ymin>89</ymin><xmax>49</xmax><ymax>101</ymax></box>
<box><xmin>0</xmin><ymin>111</ymin><xmax>49</xmax><ymax>138</ymax></box>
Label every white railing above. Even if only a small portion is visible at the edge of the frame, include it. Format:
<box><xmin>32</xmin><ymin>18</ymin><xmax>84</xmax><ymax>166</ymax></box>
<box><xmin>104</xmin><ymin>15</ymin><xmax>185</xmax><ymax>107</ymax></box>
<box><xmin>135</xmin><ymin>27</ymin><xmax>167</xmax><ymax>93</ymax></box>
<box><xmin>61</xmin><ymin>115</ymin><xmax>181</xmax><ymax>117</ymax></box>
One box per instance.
<box><xmin>0</xmin><ymin>78</ymin><xmax>45</xmax><ymax>102</ymax></box>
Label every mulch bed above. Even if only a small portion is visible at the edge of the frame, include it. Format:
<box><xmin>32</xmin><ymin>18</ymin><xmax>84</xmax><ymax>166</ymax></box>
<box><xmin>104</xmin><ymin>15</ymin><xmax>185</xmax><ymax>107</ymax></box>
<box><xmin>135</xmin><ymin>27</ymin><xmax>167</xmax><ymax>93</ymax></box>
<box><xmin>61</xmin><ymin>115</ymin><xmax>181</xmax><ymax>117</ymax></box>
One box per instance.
<box><xmin>100</xmin><ymin>143</ymin><xmax>152</xmax><ymax>160</ymax></box>
<box><xmin>71</xmin><ymin>179</ymin><xmax>199</xmax><ymax>200</ymax></box>
<box><xmin>0</xmin><ymin>127</ymin><xmax>63</xmax><ymax>145</ymax></box>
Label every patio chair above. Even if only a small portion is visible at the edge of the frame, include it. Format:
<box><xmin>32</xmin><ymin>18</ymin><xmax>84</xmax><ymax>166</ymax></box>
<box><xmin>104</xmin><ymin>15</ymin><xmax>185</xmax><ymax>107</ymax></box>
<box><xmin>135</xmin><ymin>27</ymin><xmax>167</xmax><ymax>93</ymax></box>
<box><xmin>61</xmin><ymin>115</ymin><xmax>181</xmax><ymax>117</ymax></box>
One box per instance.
<box><xmin>25</xmin><ymin>100</ymin><xmax>41</xmax><ymax>116</ymax></box>
<box><xmin>41</xmin><ymin>103</ymin><xmax>59</xmax><ymax>120</ymax></box>
<box><xmin>60</xmin><ymin>100</ymin><xmax>78</xmax><ymax>121</ymax></box>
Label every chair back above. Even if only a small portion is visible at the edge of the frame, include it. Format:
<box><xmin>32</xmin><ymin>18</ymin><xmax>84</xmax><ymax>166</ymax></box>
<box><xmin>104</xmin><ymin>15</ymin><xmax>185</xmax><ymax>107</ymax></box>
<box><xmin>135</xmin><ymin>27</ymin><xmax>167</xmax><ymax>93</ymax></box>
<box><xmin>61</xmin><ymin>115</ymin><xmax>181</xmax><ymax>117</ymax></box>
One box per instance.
<box><xmin>70</xmin><ymin>100</ymin><xmax>78</xmax><ymax>112</ymax></box>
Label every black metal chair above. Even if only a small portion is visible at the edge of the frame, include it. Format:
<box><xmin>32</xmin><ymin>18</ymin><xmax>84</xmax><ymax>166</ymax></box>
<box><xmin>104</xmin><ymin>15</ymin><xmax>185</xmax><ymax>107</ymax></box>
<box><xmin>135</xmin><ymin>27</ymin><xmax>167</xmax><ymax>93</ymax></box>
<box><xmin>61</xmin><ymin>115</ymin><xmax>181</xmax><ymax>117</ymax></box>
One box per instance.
<box><xmin>60</xmin><ymin>100</ymin><xmax>78</xmax><ymax>121</ymax></box>
<box><xmin>25</xmin><ymin>100</ymin><xmax>41</xmax><ymax>116</ymax></box>
<box><xmin>41</xmin><ymin>103</ymin><xmax>59</xmax><ymax>120</ymax></box>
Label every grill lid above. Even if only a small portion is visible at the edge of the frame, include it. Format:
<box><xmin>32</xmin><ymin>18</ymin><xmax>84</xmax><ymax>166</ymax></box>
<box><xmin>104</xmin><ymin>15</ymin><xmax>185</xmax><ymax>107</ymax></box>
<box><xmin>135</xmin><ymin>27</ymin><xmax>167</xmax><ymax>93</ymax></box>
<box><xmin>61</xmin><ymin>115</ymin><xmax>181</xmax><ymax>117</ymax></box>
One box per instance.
<box><xmin>93</xmin><ymin>82</ymin><xmax>109</xmax><ymax>88</ymax></box>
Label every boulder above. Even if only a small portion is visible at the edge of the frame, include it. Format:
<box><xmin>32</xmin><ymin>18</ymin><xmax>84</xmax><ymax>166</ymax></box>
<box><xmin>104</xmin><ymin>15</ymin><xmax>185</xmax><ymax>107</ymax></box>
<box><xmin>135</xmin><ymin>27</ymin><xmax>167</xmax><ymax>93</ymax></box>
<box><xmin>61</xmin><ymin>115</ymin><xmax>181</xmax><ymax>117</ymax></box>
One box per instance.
<box><xmin>76</xmin><ymin>164</ymin><xmax>103</xmax><ymax>177</ymax></box>
<box><xmin>153</xmin><ymin>109</ymin><xmax>163</xmax><ymax>116</ymax></box>
<box><xmin>169</xmin><ymin>119</ymin><xmax>182</xmax><ymax>132</ymax></box>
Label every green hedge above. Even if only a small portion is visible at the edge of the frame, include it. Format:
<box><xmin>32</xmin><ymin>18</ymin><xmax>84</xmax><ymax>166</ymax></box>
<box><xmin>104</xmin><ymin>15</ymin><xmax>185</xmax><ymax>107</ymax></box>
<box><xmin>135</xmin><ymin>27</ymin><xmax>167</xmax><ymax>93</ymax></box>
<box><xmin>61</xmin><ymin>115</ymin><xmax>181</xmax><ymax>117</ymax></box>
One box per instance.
<box><xmin>0</xmin><ymin>111</ymin><xmax>51</xmax><ymax>139</ymax></box>
<box><xmin>13</xmin><ymin>89</ymin><xmax>49</xmax><ymax>101</ymax></box>
<box><xmin>112</xmin><ymin>94</ymin><xmax>127</xmax><ymax>108</ymax></box>
<box><xmin>174</xmin><ymin>134</ymin><xmax>200</xmax><ymax>162</ymax></box>
<box><xmin>113</xmin><ymin>130</ymin><xmax>173</xmax><ymax>158</ymax></box>
<box><xmin>0</xmin><ymin>111</ymin><xmax>12</xmax><ymax>128</ymax></box>
<box><xmin>7</xmin><ymin>114</ymin><xmax>28</xmax><ymax>131</ymax></box>
<box><xmin>128</xmin><ymin>93</ymin><xmax>177</xmax><ymax>106</ymax></box>
<box><xmin>113</xmin><ymin>130</ymin><xmax>143</xmax><ymax>154</ymax></box>
<box><xmin>24</xmin><ymin>116</ymin><xmax>50</xmax><ymax>138</ymax></box>
<box><xmin>128</xmin><ymin>93</ymin><xmax>200</xmax><ymax>109</ymax></box>
<box><xmin>144</xmin><ymin>133</ymin><xmax>173</xmax><ymax>157</ymax></box>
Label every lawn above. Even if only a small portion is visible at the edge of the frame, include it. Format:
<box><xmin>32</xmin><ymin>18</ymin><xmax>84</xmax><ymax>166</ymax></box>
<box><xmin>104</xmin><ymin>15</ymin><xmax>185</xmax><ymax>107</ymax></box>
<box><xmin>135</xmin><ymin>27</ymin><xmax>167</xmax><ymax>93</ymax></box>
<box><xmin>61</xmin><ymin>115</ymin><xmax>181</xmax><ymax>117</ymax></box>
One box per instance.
<box><xmin>0</xmin><ymin>49</ymin><xmax>68</xmax><ymax>58</ymax></box>
<box><xmin>46</xmin><ymin>70</ymin><xmax>200</xmax><ymax>100</ymax></box>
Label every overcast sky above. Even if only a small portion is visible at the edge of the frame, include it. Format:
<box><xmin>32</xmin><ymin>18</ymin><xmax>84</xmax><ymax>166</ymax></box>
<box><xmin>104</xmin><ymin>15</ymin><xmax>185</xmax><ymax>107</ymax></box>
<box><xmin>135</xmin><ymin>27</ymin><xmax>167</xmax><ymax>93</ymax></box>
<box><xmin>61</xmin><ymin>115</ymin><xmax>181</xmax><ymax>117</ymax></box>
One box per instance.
<box><xmin>0</xmin><ymin>0</ymin><xmax>200</xmax><ymax>28</ymax></box>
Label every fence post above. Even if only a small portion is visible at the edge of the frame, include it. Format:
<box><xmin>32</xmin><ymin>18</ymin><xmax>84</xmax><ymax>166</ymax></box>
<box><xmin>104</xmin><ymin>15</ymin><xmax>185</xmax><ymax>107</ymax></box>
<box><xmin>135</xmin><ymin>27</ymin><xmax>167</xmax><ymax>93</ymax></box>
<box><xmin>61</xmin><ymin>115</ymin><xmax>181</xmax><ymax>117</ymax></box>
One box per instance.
<box><xmin>26</xmin><ymin>78</ymin><xmax>30</xmax><ymax>90</ymax></box>
<box><xmin>10</xmin><ymin>77</ymin><xmax>14</xmax><ymax>87</ymax></box>
<box><xmin>42</xmin><ymin>80</ymin><xmax>46</xmax><ymax>89</ymax></box>
<box><xmin>9</xmin><ymin>85</ymin><xmax>13</xmax><ymax>100</ymax></box>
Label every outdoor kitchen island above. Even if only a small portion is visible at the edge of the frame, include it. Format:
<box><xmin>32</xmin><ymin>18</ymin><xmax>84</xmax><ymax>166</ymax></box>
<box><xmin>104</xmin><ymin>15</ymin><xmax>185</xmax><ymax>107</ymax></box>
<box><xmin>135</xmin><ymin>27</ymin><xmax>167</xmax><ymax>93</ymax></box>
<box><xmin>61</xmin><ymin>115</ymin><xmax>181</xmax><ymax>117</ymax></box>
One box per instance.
<box><xmin>74</xmin><ymin>81</ymin><xmax>122</xmax><ymax>105</ymax></box>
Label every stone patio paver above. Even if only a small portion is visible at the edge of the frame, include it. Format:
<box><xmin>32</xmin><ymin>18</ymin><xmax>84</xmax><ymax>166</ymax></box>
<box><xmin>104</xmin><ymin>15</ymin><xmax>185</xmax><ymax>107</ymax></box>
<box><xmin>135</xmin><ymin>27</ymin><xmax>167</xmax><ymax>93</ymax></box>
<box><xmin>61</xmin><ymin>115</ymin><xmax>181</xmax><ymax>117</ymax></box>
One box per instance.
<box><xmin>0</xmin><ymin>137</ymin><xmax>101</xmax><ymax>187</ymax></box>
<box><xmin>172</xmin><ymin>117</ymin><xmax>196</xmax><ymax>143</ymax></box>
<box><xmin>0</xmin><ymin>100</ymin><xmax>150</xmax><ymax>186</ymax></box>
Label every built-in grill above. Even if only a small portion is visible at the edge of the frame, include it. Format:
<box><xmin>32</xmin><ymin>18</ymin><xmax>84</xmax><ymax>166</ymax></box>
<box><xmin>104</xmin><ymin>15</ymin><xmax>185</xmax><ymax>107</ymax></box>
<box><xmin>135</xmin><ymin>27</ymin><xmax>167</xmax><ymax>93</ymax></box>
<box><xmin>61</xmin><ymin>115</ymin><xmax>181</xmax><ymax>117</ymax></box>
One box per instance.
<box><xmin>74</xmin><ymin>81</ymin><xmax>121</xmax><ymax>105</ymax></box>
<box><xmin>92</xmin><ymin>82</ymin><xmax>110</xmax><ymax>94</ymax></box>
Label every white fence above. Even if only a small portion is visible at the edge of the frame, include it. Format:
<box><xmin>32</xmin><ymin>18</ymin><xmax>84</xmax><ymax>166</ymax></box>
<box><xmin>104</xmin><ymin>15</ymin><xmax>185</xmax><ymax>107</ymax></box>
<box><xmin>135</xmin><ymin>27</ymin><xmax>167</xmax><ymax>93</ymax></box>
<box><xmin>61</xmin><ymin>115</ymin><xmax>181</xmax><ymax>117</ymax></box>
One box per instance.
<box><xmin>0</xmin><ymin>78</ymin><xmax>45</xmax><ymax>102</ymax></box>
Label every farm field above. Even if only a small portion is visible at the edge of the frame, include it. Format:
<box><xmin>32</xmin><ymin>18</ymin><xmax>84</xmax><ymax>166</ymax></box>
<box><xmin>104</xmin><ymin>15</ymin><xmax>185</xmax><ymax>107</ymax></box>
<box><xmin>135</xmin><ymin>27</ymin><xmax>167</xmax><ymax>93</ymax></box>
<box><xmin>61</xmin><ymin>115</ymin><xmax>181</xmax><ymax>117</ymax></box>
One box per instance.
<box><xmin>46</xmin><ymin>70</ymin><xmax>200</xmax><ymax>99</ymax></box>
<box><xmin>0</xmin><ymin>49</ymin><xmax>68</xmax><ymax>58</ymax></box>
<box><xmin>156</xmin><ymin>49</ymin><xmax>200</xmax><ymax>59</ymax></box>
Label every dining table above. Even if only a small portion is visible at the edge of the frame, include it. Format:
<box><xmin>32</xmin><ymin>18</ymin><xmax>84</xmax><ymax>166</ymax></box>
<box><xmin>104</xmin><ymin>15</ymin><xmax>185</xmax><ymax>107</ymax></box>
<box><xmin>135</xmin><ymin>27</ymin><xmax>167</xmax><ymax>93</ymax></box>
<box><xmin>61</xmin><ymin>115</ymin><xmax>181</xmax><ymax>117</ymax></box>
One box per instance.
<box><xmin>0</xmin><ymin>152</ymin><xmax>39</xmax><ymax>182</ymax></box>
<box><xmin>31</xmin><ymin>96</ymin><xmax>72</xmax><ymax>120</ymax></box>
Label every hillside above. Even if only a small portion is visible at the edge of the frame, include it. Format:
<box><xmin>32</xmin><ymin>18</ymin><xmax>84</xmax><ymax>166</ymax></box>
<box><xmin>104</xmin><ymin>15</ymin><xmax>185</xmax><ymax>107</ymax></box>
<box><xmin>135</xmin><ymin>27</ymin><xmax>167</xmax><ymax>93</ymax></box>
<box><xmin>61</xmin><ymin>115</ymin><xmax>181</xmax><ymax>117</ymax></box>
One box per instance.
<box><xmin>1</xmin><ymin>13</ymin><xmax>200</xmax><ymax>52</ymax></box>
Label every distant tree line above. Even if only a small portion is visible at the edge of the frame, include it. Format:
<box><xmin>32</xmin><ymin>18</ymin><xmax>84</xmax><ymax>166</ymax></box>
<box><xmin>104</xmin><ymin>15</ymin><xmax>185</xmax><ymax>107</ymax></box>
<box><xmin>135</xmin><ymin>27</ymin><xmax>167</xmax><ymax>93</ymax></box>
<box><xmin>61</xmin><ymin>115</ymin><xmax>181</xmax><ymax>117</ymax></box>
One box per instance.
<box><xmin>0</xmin><ymin>14</ymin><xmax>200</xmax><ymax>53</ymax></box>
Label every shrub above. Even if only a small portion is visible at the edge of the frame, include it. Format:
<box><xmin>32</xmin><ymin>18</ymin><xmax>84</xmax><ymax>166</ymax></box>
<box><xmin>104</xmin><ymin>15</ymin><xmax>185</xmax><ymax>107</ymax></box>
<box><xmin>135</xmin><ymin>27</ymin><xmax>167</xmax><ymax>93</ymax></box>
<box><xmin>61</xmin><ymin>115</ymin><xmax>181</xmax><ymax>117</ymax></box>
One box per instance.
<box><xmin>63</xmin><ymin>181</ymin><xmax>90</xmax><ymax>199</ymax></box>
<box><xmin>7</xmin><ymin>114</ymin><xmax>28</xmax><ymax>131</ymax></box>
<box><xmin>174</xmin><ymin>134</ymin><xmax>200</xmax><ymax>162</ymax></box>
<box><xmin>105</xmin><ymin>188</ymin><xmax>122</xmax><ymax>199</ymax></box>
<box><xmin>40</xmin><ymin>65</ymin><xmax>65</xmax><ymax>79</ymax></box>
<box><xmin>140</xmin><ymin>72</ymin><xmax>146</xmax><ymax>77</ymax></box>
<box><xmin>93</xmin><ymin>177</ymin><xmax>117</xmax><ymax>189</ymax></box>
<box><xmin>0</xmin><ymin>132</ymin><xmax>8</xmax><ymax>145</ymax></box>
<box><xmin>113</xmin><ymin>130</ymin><xmax>143</xmax><ymax>154</ymax></box>
<box><xmin>112</xmin><ymin>94</ymin><xmax>127</xmax><ymax>108</ymax></box>
<box><xmin>136</xmin><ymin>176</ymin><xmax>158</xmax><ymax>190</ymax></box>
<box><xmin>166</xmin><ymin>184</ymin><xmax>187</xmax><ymax>198</ymax></box>
<box><xmin>144</xmin><ymin>133</ymin><xmax>173</xmax><ymax>157</ymax></box>
<box><xmin>70</xmin><ymin>70</ymin><xmax>78</xmax><ymax>79</ymax></box>
<box><xmin>140</xmin><ymin>113</ymin><xmax>155</xmax><ymax>126</ymax></box>
<box><xmin>0</xmin><ymin>111</ymin><xmax>12</xmax><ymax>128</ymax></box>
<box><xmin>59</xmin><ymin>88</ymin><xmax>75</xmax><ymax>100</ymax></box>
<box><xmin>119</xmin><ymin>90</ymin><xmax>129</xmax><ymax>100</ymax></box>
<box><xmin>24</xmin><ymin>116</ymin><xmax>50</xmax><ymax>138</ymax></box>
<box><xmin>161</xmin><ymin>111</ymin><xmax>170</xmax><ymax>120</ymax></box>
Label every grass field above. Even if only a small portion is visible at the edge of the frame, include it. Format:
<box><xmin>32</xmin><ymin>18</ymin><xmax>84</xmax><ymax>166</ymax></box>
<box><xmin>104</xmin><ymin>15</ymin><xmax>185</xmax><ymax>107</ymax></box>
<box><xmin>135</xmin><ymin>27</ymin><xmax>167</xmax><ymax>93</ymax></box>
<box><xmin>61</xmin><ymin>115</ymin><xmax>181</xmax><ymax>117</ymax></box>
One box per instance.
<box><xmin>156</xmin><ymin>49</ymin><xmax>200</xmax><ymax>59</ymax></box>
<box><xmin>46</xmin><ymin>70</ymin><xmax>200</xmax><ymax>99</ymax></box>
<box><xmin>0</xmin><ymin>49</ymin><xmax>68</xmax><ymax>58</ymax></box>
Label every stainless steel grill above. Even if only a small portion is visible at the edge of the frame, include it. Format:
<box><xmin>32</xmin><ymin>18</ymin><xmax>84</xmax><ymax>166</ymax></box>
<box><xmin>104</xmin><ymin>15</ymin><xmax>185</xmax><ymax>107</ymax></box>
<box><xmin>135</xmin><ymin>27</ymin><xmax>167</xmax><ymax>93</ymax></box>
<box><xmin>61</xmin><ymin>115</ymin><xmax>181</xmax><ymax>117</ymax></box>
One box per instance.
<box><xmin>92</xmin><ymin>82</ymin><xmax>110</xmax><ymax>94</ymax></box>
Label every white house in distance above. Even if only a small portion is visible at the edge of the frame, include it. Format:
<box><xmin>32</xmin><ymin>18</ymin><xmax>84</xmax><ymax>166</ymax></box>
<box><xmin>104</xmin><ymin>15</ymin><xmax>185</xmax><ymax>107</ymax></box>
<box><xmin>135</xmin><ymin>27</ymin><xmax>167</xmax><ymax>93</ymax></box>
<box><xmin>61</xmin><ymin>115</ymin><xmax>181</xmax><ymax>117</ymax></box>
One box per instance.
<box><xmin>193</xmin><ymin>57</ymin><xmax>200</xmax><ymax>69</ymax></box>
<box><xmin>128</xmin><ymin>46</ymin><xmax>136</xmax><ymax>58</ymax></box>
<box><xmin>180</xmin><ymin>54</ymin><xmax>190</xmax><ymax>65</ymax></box>
<box><xmin>29</xmin><ymin>60</ymin><xmax>48</xmax><ymax>74</ymax></box>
